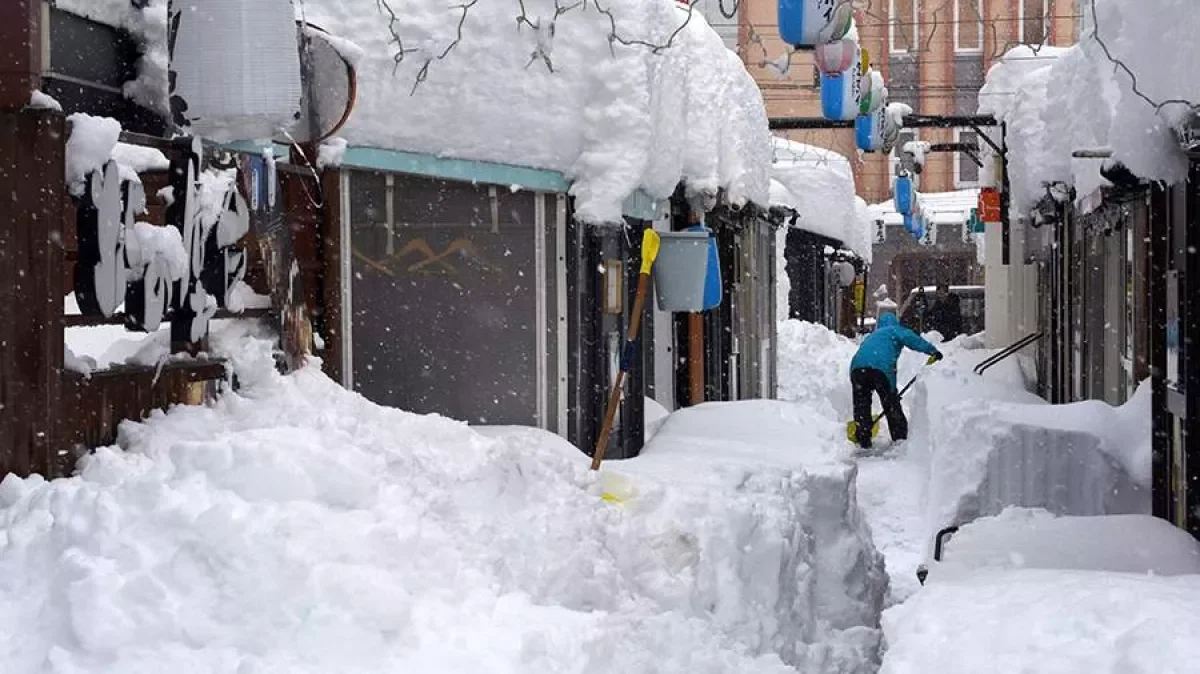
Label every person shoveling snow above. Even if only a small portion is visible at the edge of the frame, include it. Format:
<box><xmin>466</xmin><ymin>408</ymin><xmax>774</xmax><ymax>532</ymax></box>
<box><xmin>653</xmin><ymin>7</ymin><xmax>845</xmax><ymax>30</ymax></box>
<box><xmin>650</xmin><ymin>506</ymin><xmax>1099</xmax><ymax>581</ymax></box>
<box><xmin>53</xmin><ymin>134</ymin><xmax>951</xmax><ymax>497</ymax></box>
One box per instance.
<box><xmin>848</xmin><ymin>313</ymin><xmax>941</xmax><ymax>450</ymax></box>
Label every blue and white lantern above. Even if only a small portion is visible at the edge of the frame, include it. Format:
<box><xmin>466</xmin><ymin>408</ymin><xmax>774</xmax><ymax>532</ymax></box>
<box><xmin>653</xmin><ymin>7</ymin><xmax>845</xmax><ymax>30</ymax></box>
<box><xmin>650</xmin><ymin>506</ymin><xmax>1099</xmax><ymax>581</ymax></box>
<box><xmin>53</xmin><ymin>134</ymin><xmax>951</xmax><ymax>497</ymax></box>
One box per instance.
<box><xmin>820</xmin><ymin>46</ymin><xmax>863</xmax><ymax>121</ymax></box>
<box><xmin>778</xmin><ymin>0</ymin><xmax>855</xmax><ymax>48</ymax></box>
<box><xmin>855</xmin><ymin>107</ymin><xmax>885</xmax><ymax>152</ymax></box>
<box><xmin>894</xmin><ymin>174</ymin><xmax>914</xmax><ymax>215</ymax></box>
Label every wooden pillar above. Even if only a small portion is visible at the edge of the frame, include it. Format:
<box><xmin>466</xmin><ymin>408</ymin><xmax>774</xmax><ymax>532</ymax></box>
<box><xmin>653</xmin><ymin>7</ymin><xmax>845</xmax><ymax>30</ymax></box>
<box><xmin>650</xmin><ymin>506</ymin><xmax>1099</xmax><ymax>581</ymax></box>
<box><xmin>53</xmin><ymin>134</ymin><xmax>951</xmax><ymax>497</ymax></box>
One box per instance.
<box><xmin>0</xmin><ymin>0</ymin><xmax>42</xmax><ymax>110</ymax></box>
<box><xmin>0</xmin><ymin>0</ymin><xmax>62</xmax><ymax>478</ymax></box>
<box><xmin>0</xmin><ymin>109</ymin><xmax>66</xmax><ymax>478</ymax></box>
<box><xmin>319</xmin><ymin>167</ymin><xmax>344</xmax><ymax>384</ymax></box>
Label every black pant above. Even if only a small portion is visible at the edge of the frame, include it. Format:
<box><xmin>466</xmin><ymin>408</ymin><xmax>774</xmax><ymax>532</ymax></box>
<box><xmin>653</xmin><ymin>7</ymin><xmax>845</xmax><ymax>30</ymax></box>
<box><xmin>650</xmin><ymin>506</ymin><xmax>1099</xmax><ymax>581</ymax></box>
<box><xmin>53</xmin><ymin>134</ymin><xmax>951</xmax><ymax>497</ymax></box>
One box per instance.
<box><xmin>850</xmin><ymin>367</ymin><xmax>907</xmax><ymax>448</ymax></box>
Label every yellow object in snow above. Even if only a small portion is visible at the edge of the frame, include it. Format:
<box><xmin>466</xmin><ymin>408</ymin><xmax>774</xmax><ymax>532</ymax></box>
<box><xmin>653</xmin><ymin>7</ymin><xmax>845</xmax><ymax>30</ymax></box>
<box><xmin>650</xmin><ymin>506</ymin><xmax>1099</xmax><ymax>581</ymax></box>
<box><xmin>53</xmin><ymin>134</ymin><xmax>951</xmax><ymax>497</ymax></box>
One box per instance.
<box><xmin>600</xmin><ymin>470</ymin><xmax>635</xmax><ymax>504</ymax></box>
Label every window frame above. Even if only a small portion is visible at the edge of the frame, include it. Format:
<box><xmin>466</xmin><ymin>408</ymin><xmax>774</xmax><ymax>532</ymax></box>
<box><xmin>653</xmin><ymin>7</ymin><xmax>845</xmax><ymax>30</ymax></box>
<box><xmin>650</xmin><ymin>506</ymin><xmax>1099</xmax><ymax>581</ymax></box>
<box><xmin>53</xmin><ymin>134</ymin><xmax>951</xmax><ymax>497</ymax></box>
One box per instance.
<box><xmin>953</xmin><ymin>0</ymin><xmax>984</xmax><ymax>54</ymax></box>
<box><xmin>889</xmin><ymin>0</ymin><xmax>920</xmax><ymax>55</ymax></box>
<box><xmin>1018</xmin><ymin>0</ymin><xmax>1052</xmax><ymax>45</ymax></box>
<box><xmin>953</xmin><ymin>128</ymin><xmax>981</xmax><ymax>188</ymax></box>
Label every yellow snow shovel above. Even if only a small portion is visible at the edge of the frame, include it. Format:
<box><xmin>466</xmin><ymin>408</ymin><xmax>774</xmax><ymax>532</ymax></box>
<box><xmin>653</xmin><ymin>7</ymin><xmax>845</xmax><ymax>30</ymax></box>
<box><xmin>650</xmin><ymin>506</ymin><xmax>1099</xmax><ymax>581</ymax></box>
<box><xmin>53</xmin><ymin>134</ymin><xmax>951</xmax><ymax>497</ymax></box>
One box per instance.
<box><xmin>591</xmin><ymin>227</ymin><xmax>661</xmax><ymax>473</ymax></box>
<box><xmin>845</xmin><ymin>355</ymin><xmax>938</xmax><ymax>443</ymax></box>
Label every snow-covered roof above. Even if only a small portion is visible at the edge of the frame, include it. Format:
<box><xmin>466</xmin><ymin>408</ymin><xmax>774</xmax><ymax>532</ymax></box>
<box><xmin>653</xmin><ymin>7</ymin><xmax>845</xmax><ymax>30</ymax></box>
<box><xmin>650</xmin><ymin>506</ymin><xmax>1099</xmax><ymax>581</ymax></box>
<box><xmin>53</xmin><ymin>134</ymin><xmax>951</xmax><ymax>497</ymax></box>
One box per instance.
<box><xmin>870</xmin><ymin>189</ymin><xmax>980</xmax><ymax>227</ymax></box>
<box><xmin>769</xmin><ymin>138</ymin><xmax>873</xmax><ymax>261</ymax></box>
<box><xmin>57</xmin><ymin>0</ymin><xmax>771</xmax><ymax>225</ymax></box>
<box><xmin>980</xmin><ymin>0</ymin><xmax>1200</xmax><ymax>215</ymax></box>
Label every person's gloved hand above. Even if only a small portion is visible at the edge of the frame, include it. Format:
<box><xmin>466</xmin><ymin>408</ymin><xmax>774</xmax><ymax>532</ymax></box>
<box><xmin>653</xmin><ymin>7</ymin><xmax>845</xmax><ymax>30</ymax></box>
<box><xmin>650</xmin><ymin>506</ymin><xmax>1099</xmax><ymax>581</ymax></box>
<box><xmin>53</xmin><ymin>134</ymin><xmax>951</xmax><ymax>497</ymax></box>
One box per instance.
<box><xmin>929</xmin><ymin>350</ymin><xmax>944</xmax><ymax>363</ymax></box>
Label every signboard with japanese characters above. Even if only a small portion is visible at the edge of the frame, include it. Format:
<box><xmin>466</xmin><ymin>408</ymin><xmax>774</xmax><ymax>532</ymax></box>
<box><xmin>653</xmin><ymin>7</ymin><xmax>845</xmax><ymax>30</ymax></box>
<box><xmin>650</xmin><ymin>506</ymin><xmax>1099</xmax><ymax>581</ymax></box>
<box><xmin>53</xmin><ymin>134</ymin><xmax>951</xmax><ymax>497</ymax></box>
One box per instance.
<box><xmin>73</xmin><ymin>136</ymin><xmax>249</xmax><ymax>344</ymax></box>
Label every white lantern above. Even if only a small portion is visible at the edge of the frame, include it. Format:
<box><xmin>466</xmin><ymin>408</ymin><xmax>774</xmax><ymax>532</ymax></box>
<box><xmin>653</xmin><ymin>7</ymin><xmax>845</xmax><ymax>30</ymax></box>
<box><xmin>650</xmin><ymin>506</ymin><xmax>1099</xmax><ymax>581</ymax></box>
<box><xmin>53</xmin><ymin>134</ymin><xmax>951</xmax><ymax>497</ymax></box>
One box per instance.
<box><xmin>171</xmin><ymin>0</ymin><xmax>303</xmax><ymax>142</ymax></box>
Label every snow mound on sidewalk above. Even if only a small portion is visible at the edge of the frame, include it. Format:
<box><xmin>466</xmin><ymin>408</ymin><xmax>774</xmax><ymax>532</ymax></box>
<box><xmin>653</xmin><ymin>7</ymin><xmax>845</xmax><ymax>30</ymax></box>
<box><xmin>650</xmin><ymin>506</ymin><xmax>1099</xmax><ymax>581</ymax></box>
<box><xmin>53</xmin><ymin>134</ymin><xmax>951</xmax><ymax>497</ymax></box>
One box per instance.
<box><xmin>880</xmin><ymin>568</ymin><xmax>1200</xmax><ymax>674</ymax></box>
<box><xmin>0</xmin><ymin>327</ymin><xmax>865</xmax><ymax>674</ymax></box>
<box><xmin>624</xmin><ymin>400</ymin><xmax>888</xmax><ymax>673</ymax></box>
<box><xmin>927</xmin><ymin>508</ymin><xmax>1200</xmax><ymax>581</ymax></box>
<box><xmin>908</xmin><ymin>358</ymin><xmax>1152</xmax><ymax>549</ymax></box>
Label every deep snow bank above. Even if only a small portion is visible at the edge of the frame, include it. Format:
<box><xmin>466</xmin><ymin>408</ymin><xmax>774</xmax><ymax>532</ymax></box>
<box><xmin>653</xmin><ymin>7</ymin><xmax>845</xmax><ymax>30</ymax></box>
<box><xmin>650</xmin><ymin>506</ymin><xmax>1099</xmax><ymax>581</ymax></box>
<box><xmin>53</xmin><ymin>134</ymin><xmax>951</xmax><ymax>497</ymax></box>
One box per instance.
<box><xmin>0</xmin><ymin>322</ymin><xmax>881</xmax><ymax>674</ymax></box>
<box><xmin>907</xmin><ymin>351</ymin><xmax>1152</xmax><ymax>548</ymax></box>
<box><xmin>776</xmin><ymin>320</ymin><xmax>859</xmax><ymax>420</ymax></box>
<box><xmin>880</xmin><ymin>567</ymin><xmax>1200</xmax><ymax>674</ymax></box>
<box><xmin>613</xmin><ymin>400</ymin><xmax>888</xmax><ymax>673</ymax></box>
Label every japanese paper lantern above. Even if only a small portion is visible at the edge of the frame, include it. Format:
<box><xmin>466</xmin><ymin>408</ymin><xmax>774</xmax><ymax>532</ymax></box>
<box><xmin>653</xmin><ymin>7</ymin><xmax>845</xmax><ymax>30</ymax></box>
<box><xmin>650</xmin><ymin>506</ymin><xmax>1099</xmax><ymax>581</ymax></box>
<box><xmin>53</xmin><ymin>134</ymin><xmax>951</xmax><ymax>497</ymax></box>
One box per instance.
<box><xmin>894</xmin><ymin>175</ymin><xmax>914</xmax><ymax>215</ymax></box>
<box><xmin>855</xmin><ymin>107</ymin><xmax>885</xmax><ymax>152</ymax></box>
<box><xmin>778</xmin><ymin>0</ymin><xmax>855</xmax><ymax>48</ymax></box>
<box><xmin>819</xmin><ymin>46</ymin><xmax>863</xmax><ymax>121</ymax></box>
<box><xmin>171</xmin><ymin>0</ymin><xmax>303</xmax><ymax>142</ymax></box>
<box><xmin>814</xmin><ymin>38</ymin><xmax>857</xmax><ymax>75</ymax></box>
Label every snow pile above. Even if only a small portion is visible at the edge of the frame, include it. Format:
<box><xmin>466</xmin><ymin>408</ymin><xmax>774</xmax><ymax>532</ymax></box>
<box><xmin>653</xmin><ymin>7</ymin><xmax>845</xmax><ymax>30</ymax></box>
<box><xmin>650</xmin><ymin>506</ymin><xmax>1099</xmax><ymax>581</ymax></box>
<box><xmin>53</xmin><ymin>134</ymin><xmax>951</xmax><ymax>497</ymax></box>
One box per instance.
<box><xmin>65</xmin><ymin>113</ymin><xmax>122</xmax><ymax>194</ymax></box>
<box><xmin>58</xmin><ymin>0</ymin><xmax>771</xmax><ymax>223</ymax></box>
<box><xmin>776</xmin><ymin>320</ymin><xmax>858</xmax><ymax>421</ymax></box>
<box><xmin>125</xmin><ymin>222</ymin><xmax>188</xmax><ymax>283</ymax></box>
<box><xmin>770</xmin><ymin>138</ymin><xmax>872</xmax><ymax>260</ymax></box>
<box><xmin>317</xmin><ymin>137</ymin><xmax>348</xmax><ymax>169</ymax></box>
<box><xmin>624</xmin><ymin>400</ymin><xmax>887</xmax><ymax>672</ymax></box>
<box><xmin>1089</xmin><ymin>0</ymin><xmax>1200</xmax><ymax>183</ymax></box>
<box><xmin>302</xmin><ymin>0</ymin><xmax>770</xmax><ymax>223</ymax></box>
<box><xmin>0</xmin><ymin>326</ymin><xmax>882</xmax><ymax>674</ymax></box>
<box><xmin>926</xmin><ymin>508</ymin><xmax>1200</xmax><ymax>581</ymax></box>
<box><xmin>907</xmin><ymin>353</ymin><xmax>1152</xmax><ymax>546</ymax></box>
<box><xmin>111</xmin><ymin>142</ymin><xmax>170</xmax><ymax>174</ymax></box>
<box><xmin>63</xmin><ymin>345</ymin><xmax>97</xmax><ymax>378</ymax></box>
<box><xmin>880</xmin><ymin>567</ymin><xmax>1200</xmax><ymax>674</ymax></box>
<box><xmin>28</xmin><ymin>90</ymin><xmax>62</xmax><ymax>112</ymax></box>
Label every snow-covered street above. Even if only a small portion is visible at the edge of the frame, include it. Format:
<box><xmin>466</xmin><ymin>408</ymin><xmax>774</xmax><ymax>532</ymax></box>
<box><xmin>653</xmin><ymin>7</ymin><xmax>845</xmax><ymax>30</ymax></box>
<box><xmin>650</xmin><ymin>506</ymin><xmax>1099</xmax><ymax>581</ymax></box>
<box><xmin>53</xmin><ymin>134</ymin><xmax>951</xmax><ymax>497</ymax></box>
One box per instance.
<box><xmin>6</xmin><ymin>0</ymin><xmax>1200</xmax><ymax>671</ymax></box>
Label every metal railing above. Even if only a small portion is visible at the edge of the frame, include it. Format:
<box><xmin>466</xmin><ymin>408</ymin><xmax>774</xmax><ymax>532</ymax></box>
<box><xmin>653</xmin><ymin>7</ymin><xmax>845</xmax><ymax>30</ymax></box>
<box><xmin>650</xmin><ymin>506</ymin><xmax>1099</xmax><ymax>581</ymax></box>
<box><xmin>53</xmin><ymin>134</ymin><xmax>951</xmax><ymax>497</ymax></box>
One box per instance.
<box><xmin>973</xmin><ymin>331</ymin><xmax>1044</xmax><ymax>376</ymax></box>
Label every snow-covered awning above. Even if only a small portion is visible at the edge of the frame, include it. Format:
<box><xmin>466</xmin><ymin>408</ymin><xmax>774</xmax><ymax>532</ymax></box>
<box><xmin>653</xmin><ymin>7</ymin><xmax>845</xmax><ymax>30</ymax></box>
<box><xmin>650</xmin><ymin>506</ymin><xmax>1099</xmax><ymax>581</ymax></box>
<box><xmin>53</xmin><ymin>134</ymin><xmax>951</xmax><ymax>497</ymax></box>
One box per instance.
<box><xmin>980</xmin><ymin>0</ymin><xmax>1200</xmax><ymax>216</ymax></box>
<box><xmin>769</xmin><ymin>138</ymin><xmax>873</xmax><ymax>262</ymax></box>
<box><xmin>57</xmin><ymin>0</ymin><xmax>772</xmax><ymax>225</ymax></box>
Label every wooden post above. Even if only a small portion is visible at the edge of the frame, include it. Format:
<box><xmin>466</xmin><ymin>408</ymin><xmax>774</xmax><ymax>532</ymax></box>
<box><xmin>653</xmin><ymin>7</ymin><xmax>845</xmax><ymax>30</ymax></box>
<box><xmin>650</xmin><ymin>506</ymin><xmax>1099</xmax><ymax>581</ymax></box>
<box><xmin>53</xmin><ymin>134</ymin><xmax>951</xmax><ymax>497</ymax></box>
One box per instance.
<box><xmin>0</xmin><ymin>109</ymin><xmax>66</xmax><ymax>478</ymax></box>
<box><xmin>0</xmin><ymin>0</ymin><xmax>42</xmax><ymax>110</ymax></box>
<box><xmin>320</xmin><ymin>168</ymin><xmax>344</xmax><ymax>384</ymax></box>
<box><xmin>0</xmin><ymin>1</ymin><xmax>62</xmax><ymax>478</ymax></box>
<box><xmin>688</xmin><ymin>313</ymin><xmax>704</xmax><ymax>404</ymax></box>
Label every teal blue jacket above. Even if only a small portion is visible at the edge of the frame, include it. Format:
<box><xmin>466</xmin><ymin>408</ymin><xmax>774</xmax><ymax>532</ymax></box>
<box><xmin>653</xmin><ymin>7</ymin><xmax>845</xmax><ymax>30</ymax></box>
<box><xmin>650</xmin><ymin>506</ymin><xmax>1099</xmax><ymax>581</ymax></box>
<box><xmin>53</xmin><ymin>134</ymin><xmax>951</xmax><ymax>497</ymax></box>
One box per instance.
<box><xmin>850</xmin><ymin>313</ymin><xmax>939</xmax><ymax>389</ymax></box>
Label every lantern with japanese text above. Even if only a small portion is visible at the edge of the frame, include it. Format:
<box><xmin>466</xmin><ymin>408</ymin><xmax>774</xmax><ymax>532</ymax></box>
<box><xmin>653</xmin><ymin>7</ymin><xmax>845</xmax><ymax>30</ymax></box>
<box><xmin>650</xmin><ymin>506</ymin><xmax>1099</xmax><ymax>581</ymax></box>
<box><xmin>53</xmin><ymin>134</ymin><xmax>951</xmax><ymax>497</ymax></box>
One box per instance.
<box><xmin>855</xmin><ymin>107</ymin><xmax>885</xmax><ymax>152</ymax></box>
<box><xmin>820</xmin><ymin>45</ymin><xmax>863</xmax><ymax>121</ymax></box>
<box><xmin>778</xmin><ymin>0</ymin><xmax>855</xmax><ymax>48</ymax></box>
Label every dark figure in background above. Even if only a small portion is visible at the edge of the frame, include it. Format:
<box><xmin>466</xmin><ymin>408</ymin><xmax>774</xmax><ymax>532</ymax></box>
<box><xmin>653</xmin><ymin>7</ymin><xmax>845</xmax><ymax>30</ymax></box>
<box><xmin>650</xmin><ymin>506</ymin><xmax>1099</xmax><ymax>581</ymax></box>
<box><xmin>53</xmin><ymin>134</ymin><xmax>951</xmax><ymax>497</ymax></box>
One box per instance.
<box><xmin>926</xmin><ymin>282</ymin><xmax>964</xmax><ymax>341</ymax></box>
<box><xmin>849</xmin><ymin>313</ymin><xmax>942</xmax><ymax>449</ymax></box>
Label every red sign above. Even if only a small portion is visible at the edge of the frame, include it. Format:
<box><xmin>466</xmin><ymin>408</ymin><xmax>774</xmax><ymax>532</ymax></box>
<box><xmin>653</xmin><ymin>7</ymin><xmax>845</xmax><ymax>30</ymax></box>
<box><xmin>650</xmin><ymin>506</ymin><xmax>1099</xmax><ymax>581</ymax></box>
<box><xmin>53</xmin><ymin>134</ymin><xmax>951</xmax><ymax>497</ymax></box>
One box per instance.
<box><xmin>978</xmin><ymin>188</ymin><xmax>1001</xmax><ymax>222</ymax></box>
